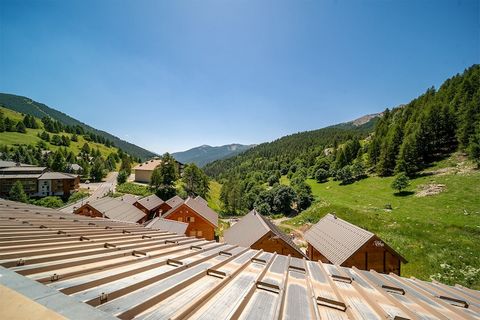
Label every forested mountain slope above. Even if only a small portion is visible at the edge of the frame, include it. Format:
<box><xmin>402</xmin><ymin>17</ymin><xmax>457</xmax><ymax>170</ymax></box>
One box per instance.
<box><xmin>0</xmin><ymin>93</ymin><xmax>156</xmax><ymax>160</ymax></box>
<box><xmin>204</xmin><ymin>118</ymin><xmax>378</xmax><ymax>179</ymax></box>
<box><xmin>207</xmin><ymin>64</ymin><xmax>479</xmax><ymax>216</ymax></box>
<box><xmin>173</xmin><ymin>143</ymin><xmax>254</xmax><ymax>167</ymax></box>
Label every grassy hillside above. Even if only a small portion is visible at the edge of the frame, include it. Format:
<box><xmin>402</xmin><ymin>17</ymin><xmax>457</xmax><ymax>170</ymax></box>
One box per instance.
<box><xmin>283</xmin><ymin>161</ymin><xmax>480</xmax><ymax>289</ymax></box>
<box><xmin>0</xmin><ymin>93</ymin><xmax>156</xmax><ymax>160</ymax></box>
<box><xmin>0</xmin><ymin>107</ymin><xmax>119</xmax><ymax>160</ymax></box>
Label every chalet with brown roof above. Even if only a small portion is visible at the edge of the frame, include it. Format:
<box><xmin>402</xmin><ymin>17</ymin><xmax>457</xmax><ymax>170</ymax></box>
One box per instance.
<box><xmin>74</xmin><ymin>196</ymin><xmax>147</xmax><ymax>223</ymax></box>
<box><xmin>304</xmin><ymin>213</ymin><xmax>407</xmax><ymax>275</ymax></box>
<box><xmin>224</xmin><ymin>209</ymin><xmax>307</xmax><ymax>258</ymax></box>
<box><xmin>133</xmin><ymin>158</ymin><xmax>184</xmax><ymax>183</ymax></box>
<box><xmin>133</xmin><ymin>194</ymin><xmax>164</xmax><ymax>218</ymax></box>
<box><xmin>162</xmin><ymin>196</ymin><xmax>218</xmax><ymax>240</ymax></box>
<box><xmin>158</xmin><ymin>195</ymin><xmax>184</xmax><ymax>214</ymax></box>
<box><xmin>144</xmin><ymin>217</ymin><xmax>188</xmax><ymax>235</ymax></box>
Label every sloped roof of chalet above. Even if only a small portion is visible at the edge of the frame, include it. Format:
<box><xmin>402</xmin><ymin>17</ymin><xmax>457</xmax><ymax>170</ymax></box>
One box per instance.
<box><xmin>136</xmin><ymin>194</ymin><xmax>164</xmax><ymax>211</ymax></box>
<box><xmin>0</xmin><ymin>174</ymin><xmax>42</xmax><ymax>179</ymax></box>
<box><xmin>225</xmin><ymin>209</ymin><xmax>306</xmax><ymax>258</ymax></box>
<box><xmin>0</xmin><ymin>199</ymin><xmax>477</xmax><ymax>320</ymax></box>
<box><xmin>39</xmin><ymin>172</ymin><xmax>78</xmax><ymax>180</ymax></box>
<box><xmin>194</xmin><ymin>195</ymin><xmax>208</xmax><ymax>205</ymax></box>
<box><xmin>0</xmin><ymin>166</ymin><xmax>47</xmax><ymax>173</ymax></box>
<box><xmin>304</xmin><ymin>213</ymin><xmax>406</xmax><ymax>265</ymax></box>
<box><xmin>118</xmin><ymin>194</ymin><xmax>140</xmax><ymax>205</ymax></box>
<box><xmin>145</xmin><ymin>217</ymin><xmax>188</xmax><ymax>235</ymax></box>
<box><xmin>0</xmin><ymin>161</ymin><xmax>35</xmax><ymax>168</ymax></box>
<box><xmin>82</xmin><ymin>197</ymin><xmax>146</xmax><ymax>223</ymax></box>
<box><xmin>165</xmin><ymin>195</ymin><xmax>184</xmax><ymax>208</ymax></box>
<box><xmin>163</xmin><ymin>197</ymin><xmax>218</xmax><ymax>227</ymax></box>
<box><xmin>133</xmin><ymin>159</ymin><xmax>162</xmax><ymax>171</ymax></box>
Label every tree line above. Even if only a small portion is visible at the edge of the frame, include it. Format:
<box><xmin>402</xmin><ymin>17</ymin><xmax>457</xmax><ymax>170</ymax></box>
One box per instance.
<box><xmin>204</xmin><ymin>64</ymin><xmax>479</xmax><ymax>216</ymax></box>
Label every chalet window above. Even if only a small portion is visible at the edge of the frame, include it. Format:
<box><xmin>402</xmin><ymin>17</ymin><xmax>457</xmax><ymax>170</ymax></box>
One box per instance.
<box><xmin>186</xmin><ymin>216</ymin><xmax>195</xmax><ymax>222</ymax></box>
<box><xmin>178</xmin><ymin>217</ymin><xmax>183</xmax><ymax>222</ymax></box>
<box><xmin>197</xmin><ymin>230</ymin><xmax>202</xmax><ymax>237</ymax></box>
<box><xmin>189</xmin><ymin>230</ymin><xmax>196</xmax><ymax>236</ymax></box>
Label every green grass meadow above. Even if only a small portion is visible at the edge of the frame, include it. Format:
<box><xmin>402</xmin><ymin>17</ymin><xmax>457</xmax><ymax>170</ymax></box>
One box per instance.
<box><xmin>285</xmin><ymin>171</ymin><xmax>480</xmax><ymax>288</ymax></box>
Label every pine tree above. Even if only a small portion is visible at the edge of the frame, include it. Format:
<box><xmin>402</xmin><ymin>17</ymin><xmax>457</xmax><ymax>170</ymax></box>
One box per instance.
<box><xmin>9</xmin><ymin>181</ymin><xmax>29</xmax><ymax>203</ymax></box>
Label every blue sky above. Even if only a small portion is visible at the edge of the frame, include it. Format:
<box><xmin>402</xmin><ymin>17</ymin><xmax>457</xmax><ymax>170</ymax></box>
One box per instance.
<box><xmin>1</xmin><ymin>0</ymin><xmax>479</xmax><ymax>153</ymax></box>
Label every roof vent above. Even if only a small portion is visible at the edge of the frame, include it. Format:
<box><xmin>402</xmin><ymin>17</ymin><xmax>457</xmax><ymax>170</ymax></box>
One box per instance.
<box><xmin>382</xmin><ymin>284</ymin><xmax>405</xmax><ymax>295</ymax></box>
<box><xmin>437</xmin><ymin>295</ymin><xmax>469</xmax><ymax>308</ymax></box>
<box><xmin>316</xmin><ymin>296</ymin><xmax>347</xmax><ymax>312</ymax></box>
<box><xmin>99</xmin><ymin>292</ymin><xmax>108</xmax><ymax>304</ymax></box>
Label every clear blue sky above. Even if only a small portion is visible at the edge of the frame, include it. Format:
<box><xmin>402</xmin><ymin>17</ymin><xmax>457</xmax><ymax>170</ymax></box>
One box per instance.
<box><xmin>1</xmin><ymin>0</ymin><xmax>479</xmax><ymax>154</ymax></box>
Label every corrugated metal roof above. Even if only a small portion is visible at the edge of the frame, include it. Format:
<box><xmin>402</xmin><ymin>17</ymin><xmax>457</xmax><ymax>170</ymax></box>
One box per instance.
<box><xmin>145</xmin><ymin>217</ymin><xmax>188</xmax><ymax>235</ymax></box>
<box><xmin>225</xmin><ymin>210</ymin><xmax>306</xmax><ymax>258</ymax></box>
<box><xmin>79</xmin><ymin>197</ymin><xmax>146</xmax><ymax>223</ymax></box>
<box><xmin>305</xmin><ymin>214</ymin><xmax>402</xmax><ymax>265</ymax></box>
<box><xmin>163</xmin><ymin>197</ymin><xmax>218</xmax><ymax>227</ymax></box>
<box><xmin>136</xmin><ymin>195</ymin><xmax>164</xmax><ymax>211</ymax></box>
<box><xmin>0</xmin><ymin>199</ymin><xmax>478</xmax><ymax>320</ymax></box>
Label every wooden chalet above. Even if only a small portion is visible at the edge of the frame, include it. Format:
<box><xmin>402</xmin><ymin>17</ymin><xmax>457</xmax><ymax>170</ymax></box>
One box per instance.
<box><xmin>133</xmin><ymin>194</ymin><xmax>164</xmax><ymax>219</ymax></box>
<box><xmin>304</xmin><ymin>213</ymin><xmax>407</xmax><ymax>275</ymax></box>
<box><xmin>224</xmin><ymin>209</ymin><xmax>307</xmax><ymax>258</ymax></box>
<box><xmin>0</xmin><ymin>199</ymin><xmax>478</xmax><ymax>320</ymax></box>
<box><xmin>74</xmin><ymin>196</ymin><xmax>147</xmax><ymax>224</ymax></box>
<box><xmin>162</xmin><ymin>196</ymin><xmax>218</xmax><ymax>240</ymax></box>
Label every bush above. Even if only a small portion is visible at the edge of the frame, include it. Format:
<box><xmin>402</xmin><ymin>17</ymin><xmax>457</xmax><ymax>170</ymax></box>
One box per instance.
<box><xmin>34</xmin><ymin>196</ymin><xmax>64</xmax><ymax>208</ymax></box>
<box><xmin>315</xmin><ymin>168</ymin><xmax>329</xmax><ymax>183</ymax></box>
<box><xmin>117</xmin><ymin>170</ymin><xmax>128</xmax><ymax>185</ymax></box>
<box><xmin>67</xmin><ymin>191</ymin><xmax>89</xmax><ymax>204</ymax></box>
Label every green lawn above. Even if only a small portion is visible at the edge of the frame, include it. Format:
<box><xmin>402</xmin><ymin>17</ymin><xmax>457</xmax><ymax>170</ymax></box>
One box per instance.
<box><xmin>286</xmin><ymin>171</ymin><xmax>480</xmax><ymax>288</ymax></box>
<box><xmin>116</xmin><ymin>182</ymin><xmax>153</xmax><ymax>197</ymax></box>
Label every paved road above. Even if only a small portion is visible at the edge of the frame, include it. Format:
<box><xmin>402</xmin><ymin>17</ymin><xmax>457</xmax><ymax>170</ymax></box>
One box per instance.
<box><xmin>60</xmin><ymin>172</ymin><xmax>118</xmax><ymax>213</ymax></box>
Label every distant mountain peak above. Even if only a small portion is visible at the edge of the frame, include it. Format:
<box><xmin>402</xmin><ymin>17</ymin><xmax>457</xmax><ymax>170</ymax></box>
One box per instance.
<box><xmin>172</xmin><ymin>143</ymin><xmax>254</xmax><ymax>167</ymax></box>
<box><xmin>348</xmin><ymin>112</ymin><xmax>383</xmax><ymax>127</ymax></box>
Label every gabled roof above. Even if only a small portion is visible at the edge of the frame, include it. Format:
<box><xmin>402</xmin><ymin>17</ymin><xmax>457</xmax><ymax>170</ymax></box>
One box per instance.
<box><xmin>135</xmin><ymin>194</ymin><xmax>164</xmax><ymax>211</ymax></box>
<box><xmin>165</xmin><ymin>195</ymin><xmax>184</xmax><ymax>208</ymax></box>
<box><xmin>304</xmin><ymin>213</ymin><xmax>406</xmax><ymax>265</ymax></box>
<box><xmin>118</xmin><ymin>194</ymin><xmax>140</xmax><ymax>205</ymax></box>
<box><xmin>145</xmin><ymin>217</ymin><xmax>188</xmax><ymax>235</ymax></box>
<box><xmin>163</xmin><ymin>196</ymin><xmax>218</xmax><ymax>227</ymax></box>
<box><xmin>80</xmin><ymin>197</ymin><xmax>146</xmax><ymax>223</ymax></box>
<box><xmin>194</xmin><ymin>195</ymin><xmax>208</xmax><ymax>205</ymax></box>
<box><xmin>0</xmin><ymin>166</ymin><xmax>47</xmax><ymax>173</ymax></box>
<box><xmin>0</xmin><ymin>161</ymin><xmax>35</xmax><ymax>168</ymax></box>
<box><xmin>39</xmin><ymin>172</ymin><xmax>78</xmax><ymax>180</ymax></box>
<box><xmin>224</xmin><ymin>209</ymin><xmax>306</xmax><ymax>258</ymax></box>
<box><xmin>133</xmin><ymin>159</ymin><xmax>162</xmax><ymax>171</ymax></box>
<box><xmin>0</xmin><ymin>199</ymin><xmax>476</xmax><ymax>320</ymax></box>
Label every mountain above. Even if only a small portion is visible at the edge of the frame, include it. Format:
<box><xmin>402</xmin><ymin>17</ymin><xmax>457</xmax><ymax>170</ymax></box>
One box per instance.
<box><xmin>172</xmin><ymin>144</ymin><xmax>254</xmax><ymax>167</ymax></box>
<box><xmin>0</xmin><ymin>93</ymin><xmax>156</xmax><ymax>160</ymax></box>
<box><xmin>203</xmin><ymin>117</ymin><xmax>378</xmax><ymax>179</ymax></box>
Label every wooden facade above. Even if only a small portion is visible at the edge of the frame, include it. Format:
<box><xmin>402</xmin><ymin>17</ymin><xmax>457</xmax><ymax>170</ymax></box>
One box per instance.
<box><xmin>307</xmin><ymin>236</ymin><xmax>403</xmax><ymax>275</ymax></box>
<box><xmin>251</xmin><ymin>232</ymin><xmax>305</xmax><ymax>258</ymax></box>
<box><xmin>133</xmin><ymin>202</ymin><xmax>162</xmax><ymax>218</ymax></box>
<box><xmin>163</xmin><ymin>203</ymin><xmax>216</xmax><ymax>240</ymax></box>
